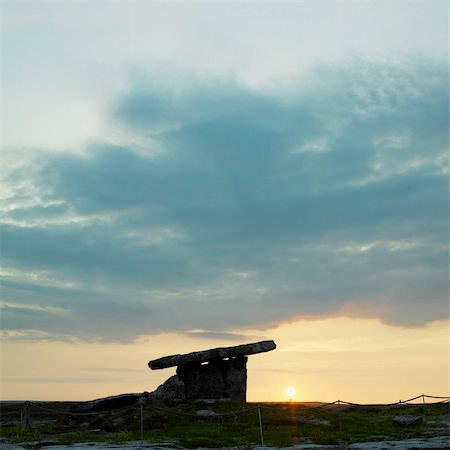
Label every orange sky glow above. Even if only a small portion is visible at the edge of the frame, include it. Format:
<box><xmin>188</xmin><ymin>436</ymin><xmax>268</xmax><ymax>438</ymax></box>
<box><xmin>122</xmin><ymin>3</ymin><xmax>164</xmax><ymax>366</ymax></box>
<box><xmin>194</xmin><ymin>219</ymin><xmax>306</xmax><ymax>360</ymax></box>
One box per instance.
<box><xmin>1</xmin><ymin>317</ymin><xmax>448</xmax><ymax>403</ymax></box>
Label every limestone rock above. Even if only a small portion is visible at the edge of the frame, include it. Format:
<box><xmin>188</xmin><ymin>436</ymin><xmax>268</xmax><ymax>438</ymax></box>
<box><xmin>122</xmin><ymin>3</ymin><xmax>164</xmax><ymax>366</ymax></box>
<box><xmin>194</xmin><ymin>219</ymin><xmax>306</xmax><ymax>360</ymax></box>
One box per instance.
<box><xmin>223</xmin><ymin>356</ymin><xmax>247</xmax><ymax>401</ymax></box>
<box><xmin>148</xmin><ymin>339</ymin><xmax>276</xmax><ymax>404</ymax></box>
<box><xmin>175</xmin><ymin>356</ymin><xmax>247</xmax><ymax>402</ymax></box>
<box><xmin>112</xmin><ymin>417</ymin><xmax>126</xmax><ymax>431</ymax></box>
<box><xmin>194</xmin><ymin>398</ymin><xmax>232</xmax><ymax>406</ymax></box>
<box><xmin>349</xmin><ymin>436</ymin><xmax>449</xmax><ymax>449</ymax></box>
<box><xmin>149</xmin><ymin>375</ymin><xmax>186</xmax><ymax>405</ymax></box>
<box><xmin>195</xmin><ymin>409</ymin><xmax>219</xmax><ymax>417</ymax></box>
<box><xmin>69</xmin><ymin>393</ymin><xmax>140</xmax><ymax>412</ymax></box>
<box><xmin>298</xmin><ymin>417</ymin><xmax>331</xmax><ymax>426</ymax></box>
<box><xmin>393</xmin><ymin>415</ymin><xmax>423</xmax><ymax>426</ymax></box>
<box><xmin>194</xmin><ymin>399</ymin><xmax>216</xmax><ymax>406</ymax></box>
<box><xmin>177</xmin><ymin>360</ymin><xmax>224</xmax><ymax>401</ymax></box>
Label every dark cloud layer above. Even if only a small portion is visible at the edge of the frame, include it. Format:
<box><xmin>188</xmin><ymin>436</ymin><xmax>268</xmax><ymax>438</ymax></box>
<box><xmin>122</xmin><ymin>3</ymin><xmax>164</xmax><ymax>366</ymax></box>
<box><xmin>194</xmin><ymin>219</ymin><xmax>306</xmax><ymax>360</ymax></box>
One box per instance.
<box><xmin>1</xmin><ymin>57</ymin><xmax>448</xmax><ymax>342</ymax></box>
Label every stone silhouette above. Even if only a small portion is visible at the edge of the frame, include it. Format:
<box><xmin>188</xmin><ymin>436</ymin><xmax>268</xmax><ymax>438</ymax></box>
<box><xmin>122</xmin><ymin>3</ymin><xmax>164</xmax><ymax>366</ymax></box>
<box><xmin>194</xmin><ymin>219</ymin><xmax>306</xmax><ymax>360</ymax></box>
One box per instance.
<box><xmin>148</xmin><ymin>340</ymin><xmax>276</xmax><ymax>403</ymax></box>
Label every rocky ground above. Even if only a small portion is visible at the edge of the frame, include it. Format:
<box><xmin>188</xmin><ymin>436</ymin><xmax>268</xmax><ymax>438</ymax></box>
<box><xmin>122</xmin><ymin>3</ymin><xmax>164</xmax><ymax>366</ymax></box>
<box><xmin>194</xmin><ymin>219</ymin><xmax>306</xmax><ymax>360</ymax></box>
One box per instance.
<box><xmin>1</xmin><ymin>437</ymin><xmax>450</xmax><ymax>450</ymax></box>
<box><xmin>1</xmin><ymin>400</ymin><xmax>448</xmax><ymax>450</ymax></box>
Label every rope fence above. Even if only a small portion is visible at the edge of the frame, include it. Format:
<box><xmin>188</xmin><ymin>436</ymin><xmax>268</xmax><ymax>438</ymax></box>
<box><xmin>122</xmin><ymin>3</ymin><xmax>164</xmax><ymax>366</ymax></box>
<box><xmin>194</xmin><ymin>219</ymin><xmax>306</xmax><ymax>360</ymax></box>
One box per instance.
<box><xmin>28</xmin><ymin>401</ymin><xmax>140</xmax><ymax>416</ymax></box>
<box><xmin>1</xmin><ymin>394</ymin><xmax>448</xmax><ymax>446</ymax></box>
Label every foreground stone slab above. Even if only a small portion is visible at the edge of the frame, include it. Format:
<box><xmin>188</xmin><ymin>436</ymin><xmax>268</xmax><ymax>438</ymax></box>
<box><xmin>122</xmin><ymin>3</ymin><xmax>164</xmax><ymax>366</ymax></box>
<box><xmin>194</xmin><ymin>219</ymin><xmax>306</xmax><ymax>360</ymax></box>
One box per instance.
<box><xmin>347</xmin><ymin>436</ymin><xmax>450</xmax><ymax>449</ymax></box>
<box><xmin>148</xmin><ymin>340</ymin><xmax>276</xmax><ymax>370</ymax></box>
<box><xmin>257</xmin><ymin>437</ymin><xmax>450</xmax><ymax>449</ymax></box>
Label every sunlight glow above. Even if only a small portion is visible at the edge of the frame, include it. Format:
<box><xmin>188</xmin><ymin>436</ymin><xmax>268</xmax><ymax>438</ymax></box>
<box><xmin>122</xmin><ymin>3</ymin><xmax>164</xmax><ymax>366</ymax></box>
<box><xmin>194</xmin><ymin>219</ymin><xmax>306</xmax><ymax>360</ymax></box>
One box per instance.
<box><xmin>286</xmin><ymin>387</ymin><xmax>296</xmax><ymax>401</ymax></box>
<box><xmin>1</xmin><ymin>318</ymin><xmax>448</xmax><ymax>402</ymax></box>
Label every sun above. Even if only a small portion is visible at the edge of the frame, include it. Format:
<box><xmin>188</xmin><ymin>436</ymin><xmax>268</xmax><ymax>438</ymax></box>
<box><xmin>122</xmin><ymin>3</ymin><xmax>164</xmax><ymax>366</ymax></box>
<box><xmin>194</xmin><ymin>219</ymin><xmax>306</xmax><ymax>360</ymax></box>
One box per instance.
<box><xmin>286</xmin><ymin>387</ymin><xmax>296</xmax><ymax>400</ymax></box>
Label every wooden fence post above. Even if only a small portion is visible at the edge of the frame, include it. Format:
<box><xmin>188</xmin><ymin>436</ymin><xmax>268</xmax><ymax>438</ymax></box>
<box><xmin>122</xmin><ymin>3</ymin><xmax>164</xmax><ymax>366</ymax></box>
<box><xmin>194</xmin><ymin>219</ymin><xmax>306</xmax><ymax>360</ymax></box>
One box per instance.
<box><xmin>23</xmin><ymin>401</ymin><xmax>32</xmax><ymax>432</ymax></box>
<box><xmin>422</xmin><ymin>394</ymin><xmax>427</xmax><ymax>424</ymax></box>
<box><xmin>257</xmin><ymin>405</ymin><xmax>264</xmax><ymax>446</ymax></box>
<box><xmin>337</xmin><ymin>400</ymin><xmax>342</xmax><ymax>433</ymax></box>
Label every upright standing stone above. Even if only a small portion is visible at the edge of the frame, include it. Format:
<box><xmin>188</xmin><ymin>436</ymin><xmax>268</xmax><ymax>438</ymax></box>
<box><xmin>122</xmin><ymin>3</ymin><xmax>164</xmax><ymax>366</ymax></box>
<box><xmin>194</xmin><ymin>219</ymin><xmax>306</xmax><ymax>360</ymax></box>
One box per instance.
<box><xmin>223</xmin><ymin>356</ymin><xmax>247</xmax><ymax>401</ymax></box>
<box><xmin>177</xmin><ymin>360</ymin><xmax>225</xmax><ymax>400</ymax></box>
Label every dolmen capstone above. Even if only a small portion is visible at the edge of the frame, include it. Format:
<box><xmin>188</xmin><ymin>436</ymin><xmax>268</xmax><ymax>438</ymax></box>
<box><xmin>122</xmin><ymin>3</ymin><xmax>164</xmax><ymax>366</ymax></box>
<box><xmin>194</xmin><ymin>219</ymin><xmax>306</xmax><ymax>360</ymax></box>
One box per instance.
<box><xmin>148</xmin><ymin>340</ymin><xmax>276</xmax><ymax>404</ymax></box>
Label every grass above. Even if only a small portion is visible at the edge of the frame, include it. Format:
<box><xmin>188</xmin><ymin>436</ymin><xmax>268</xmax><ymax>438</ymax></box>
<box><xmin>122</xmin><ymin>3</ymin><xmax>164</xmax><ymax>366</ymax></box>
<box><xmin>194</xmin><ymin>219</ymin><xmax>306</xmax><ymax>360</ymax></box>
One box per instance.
<box><xmin>1</xmin><ymin>401</ymin><xmax>448</xmax><ymax>448</ymax></box>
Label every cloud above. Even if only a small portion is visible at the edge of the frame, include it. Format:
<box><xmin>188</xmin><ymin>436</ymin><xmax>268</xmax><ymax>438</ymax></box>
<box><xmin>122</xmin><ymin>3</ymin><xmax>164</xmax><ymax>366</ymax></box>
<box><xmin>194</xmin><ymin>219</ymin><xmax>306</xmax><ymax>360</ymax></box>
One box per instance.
<box><xmin>1</xmin><ymin>56</ymin><xmax>448</xmax><ymax>342</ymax></box>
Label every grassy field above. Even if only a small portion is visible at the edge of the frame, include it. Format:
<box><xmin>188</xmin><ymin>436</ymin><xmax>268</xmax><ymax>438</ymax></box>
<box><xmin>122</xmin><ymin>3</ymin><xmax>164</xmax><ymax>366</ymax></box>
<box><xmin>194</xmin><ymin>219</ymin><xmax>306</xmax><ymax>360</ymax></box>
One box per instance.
<box><xmin>1</xmin><ymin>400</ymin><xmax>449</xmax><ymax>448</ymax></box>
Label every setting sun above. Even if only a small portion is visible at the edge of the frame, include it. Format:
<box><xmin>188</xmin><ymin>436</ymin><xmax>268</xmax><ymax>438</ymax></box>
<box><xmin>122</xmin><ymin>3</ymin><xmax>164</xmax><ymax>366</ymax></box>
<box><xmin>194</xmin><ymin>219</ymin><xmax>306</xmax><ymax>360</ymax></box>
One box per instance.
<box><xmin>286</xmin><ymin>387</ymin><xmax>296</xmax><ymax>400</ymax></box>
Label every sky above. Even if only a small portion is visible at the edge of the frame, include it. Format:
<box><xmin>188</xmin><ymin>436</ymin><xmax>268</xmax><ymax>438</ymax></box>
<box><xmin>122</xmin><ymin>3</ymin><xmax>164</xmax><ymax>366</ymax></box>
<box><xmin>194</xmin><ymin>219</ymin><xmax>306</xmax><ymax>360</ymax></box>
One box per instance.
<box><xmin>0</xmin><ymin>1</ymin><xmax>448</xmax><ymax>403</ymax></box>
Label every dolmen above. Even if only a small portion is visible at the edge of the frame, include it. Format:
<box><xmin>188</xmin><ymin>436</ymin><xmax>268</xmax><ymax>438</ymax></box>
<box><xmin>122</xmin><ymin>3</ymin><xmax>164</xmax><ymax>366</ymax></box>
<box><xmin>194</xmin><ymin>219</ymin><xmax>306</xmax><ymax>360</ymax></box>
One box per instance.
<box><xmin>148</xmin><ymin>340</ymin><xmax>276</xmax><ymax>404</ymax></box>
